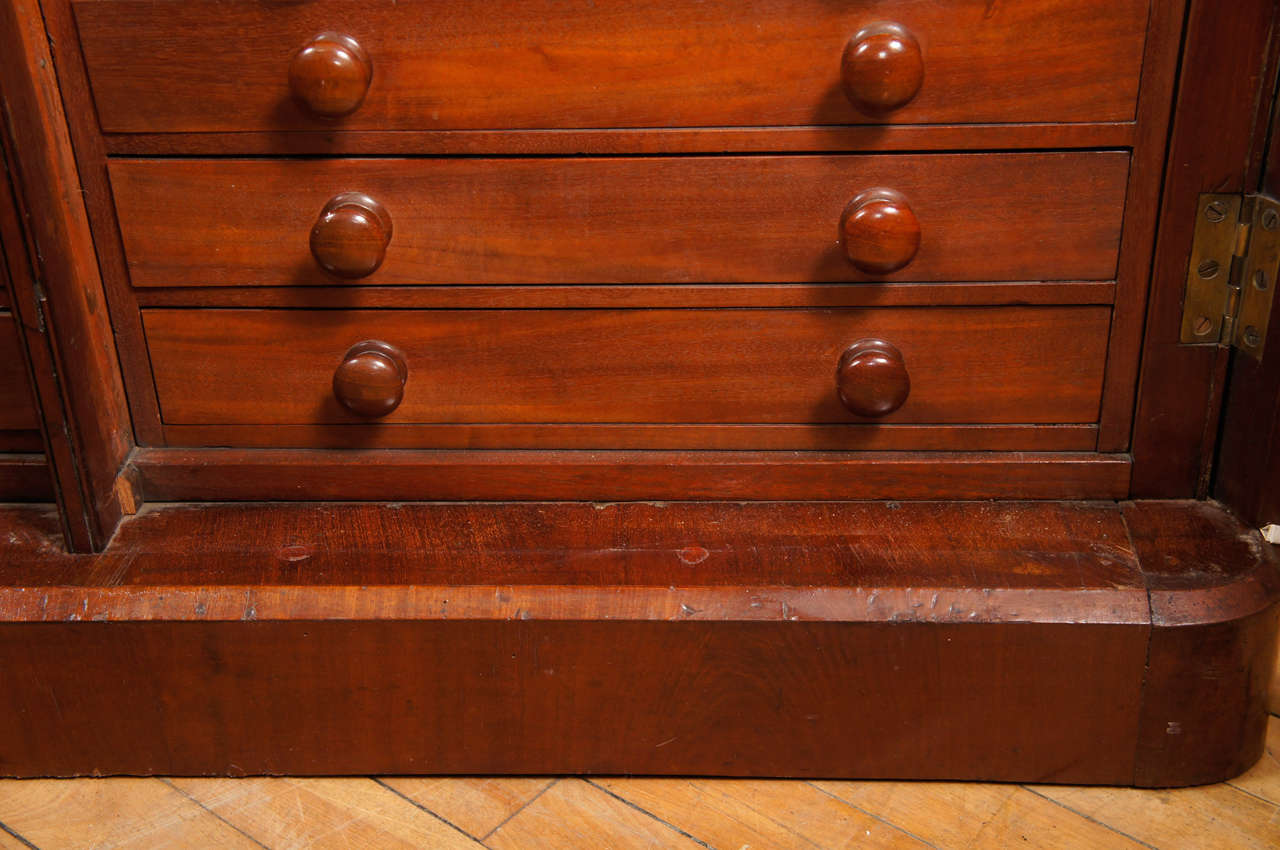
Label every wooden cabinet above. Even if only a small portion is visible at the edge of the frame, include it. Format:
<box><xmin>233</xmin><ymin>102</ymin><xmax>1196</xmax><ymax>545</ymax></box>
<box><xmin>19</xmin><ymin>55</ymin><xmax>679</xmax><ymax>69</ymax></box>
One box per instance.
<box><xmin>1</xmin><ymin>0</ymin><xmax>1278</xmax><ymax>785</ymax></box>
<box><xmin>73</xmin><ymin>0</ymin><xmax>1150</xmax><ymax>131</ymax></box>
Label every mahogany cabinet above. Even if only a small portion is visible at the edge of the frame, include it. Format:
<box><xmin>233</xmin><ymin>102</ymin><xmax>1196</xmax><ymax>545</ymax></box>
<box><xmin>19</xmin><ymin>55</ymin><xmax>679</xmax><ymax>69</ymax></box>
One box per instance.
<box><xmin>0</xmin><ymin>0</ymin><xmax>1277</xmax><ymax>785</ymax></box>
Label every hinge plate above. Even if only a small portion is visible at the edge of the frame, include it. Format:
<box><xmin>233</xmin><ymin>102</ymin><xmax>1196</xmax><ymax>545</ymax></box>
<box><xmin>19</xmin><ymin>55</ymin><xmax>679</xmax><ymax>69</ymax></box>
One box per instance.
<box><xmin>1180</xmin><ymin>193</ymin><xmax>1278</xmax><ymax>360</ymax></box>
<box><xmin>1234</xmin><ymin>195</ymin><xmax>1280</xmax><ymax>359</ymax></box>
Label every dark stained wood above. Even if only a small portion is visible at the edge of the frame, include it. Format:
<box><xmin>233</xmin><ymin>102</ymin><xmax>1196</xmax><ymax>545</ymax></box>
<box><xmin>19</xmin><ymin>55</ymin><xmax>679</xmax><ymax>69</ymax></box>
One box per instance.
<box><xmin>129</xmin><ymin>449</ymin><xmax>1131</xmax><ymax>502</ymax></box>
<box><xmin>142</xmin><ymin>307</ymin><xmax>1110</xmax><ymax>429</ymax></box>
<box><xmin>0</xmin><ymin>501</ymin><xmax>1150</xmax><ymax>592</ymax></box>
<box><xmin>0</xmin><ymin>313</ymin><xmax>39</xmax><ymax>431</ymax></box>
<box><xmin>0</xmin><ymin>432</ymin><xmax>45</xmax><ymax>453</ymax></box>
<box><xmin>288</xmin><ymin>32</ymin><xmax>372</xmax><ymax>119</ymax></box>
<box><xmin>73</xmin><ymin>0</ymin><xmax>1149</xmax><ymax>133</ymax></box>
<box><xmin>34</xmin><ymin>0</ymin><xmax>171</xmax><ymax>449</ymax></box>
<box><xmin>1128</xmin><ymin>0</ymin><xmax>1280</xmax><ymax>487</ymax></box>
<box><xmin>0</xmin><ymin>455</ymin><xmax>53</xmax><ymax>501</ymax></box>
<box><xmin>1213</xmin><ymin>49</ymin><xmax>1280</xmax><ymax>526</ymax></box>
<box><xmin>331</xmin><ymin>340</ymin><xmax>408</xmax><ymax>419</ymax></box>
<box><xmin>109</xmin><ymin>153</ymin><xmax>1130</xmax><ymax>287</ymax></box>
<box><xmin>158</xmin><ymin>423</ymin><xmax>1100</xmax><ymax>453</ymax></box>
<box><xmin>100</xmin><ymin>122</ymin><xmax>1139</xmax><ymax>156</ymax></box>
<box><xmin>0</xmin><ymin>0</ymin><xmax>134</xmax><ymax>548</ymax></box>
<box><xmin>0</xmin><ymin>498</ymin><xmax>1272</xmax><ymax>784</ymax></box>
<box><xmin>835</xmin><ymin>339</ymin><xmax>910</xmax><ymax>418</ymax></box>
<box><xmin>130</xmin><ymin>281</ymin><xmax>1119</xmax><ymax>310</ymax></box>
<box><xmin>839</xmin><ymin>190</ymin><xmax>921</xmax><ymax>276</ymax></box>
<box><xmin>1094</xmin><ymin>0</ymin><xmax>1189</xmax><ymax>451</ymax></box>
<box><xmin>1123</xmin><ymin>500</ymin><xmax>1280</xmax><ymax>786</ymax></box>
<box><xmin>309</xmin><ymin>192</ymin><xmax>393</xmax><ymax>280</ymax></box>
<box><xmin>840</xmin><ymin>23</ymin><xmax>924</xmax><ymax>116</ymax></box>
<box><xmin>0</xmin><ymin>501</ymin><xmax>1148</xmax><ymax>781</ymax></box>
<box><xmin>0</xmin><ymin>136</ymin><xmax>93</xmax><ymax>539</ymax></box>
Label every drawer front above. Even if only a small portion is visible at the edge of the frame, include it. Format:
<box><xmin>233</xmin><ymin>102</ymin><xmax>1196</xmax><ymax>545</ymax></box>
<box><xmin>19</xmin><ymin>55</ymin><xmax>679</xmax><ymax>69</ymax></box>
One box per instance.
<box><xmin>0</xmin><ymin>314</ymin><xmax>39</xmax><ymax>432</ymax></box>
<box><xmin>143</xmin><ymin>307</ymin><xmax>1110</xmax><ymax>430</ymax></box>
<box><xmin>113</xmin><ymin>153</ymin><xmax>1128</xmax><ymax>287</ymax></box>
<box><xmin>75</xmin><ymin>0</ymin><xmax>1149</xmax><ymax>133</ymax></box>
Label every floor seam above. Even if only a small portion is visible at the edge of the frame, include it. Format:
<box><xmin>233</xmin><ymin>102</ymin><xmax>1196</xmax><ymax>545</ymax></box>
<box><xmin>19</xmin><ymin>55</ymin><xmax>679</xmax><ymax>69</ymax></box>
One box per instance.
<box><xmin>158</xmin><ymin>778</ymin><xmax>272</xmax><ymax>850</ymax></box>
<box><xmin>371</xmin><ymin>777</ymin><xmax>488</xmax><ymax>846</ymax></box>
<box><xmin>583</xmin><ymin>778</ymin><xmax>715</xmax><ymax>849</ymax></box>
<box><xmin>478</xmin><ymin>777</ymin><xmax>558</xmax><ymax>843</ymax></box>
<box><xmin>1021</xmin><ymin>786</ymin><xmax>1160</xmax><ymax>849</ymax></box>
<box><xmin>805</xmin><ymin>781</ymin><xmax>941</xmax><ymax>849</ymax></box>
<box><xmin>0</xmin><ymin>818</ymin><xmax>39</xmax><ymax>850</ymax></box>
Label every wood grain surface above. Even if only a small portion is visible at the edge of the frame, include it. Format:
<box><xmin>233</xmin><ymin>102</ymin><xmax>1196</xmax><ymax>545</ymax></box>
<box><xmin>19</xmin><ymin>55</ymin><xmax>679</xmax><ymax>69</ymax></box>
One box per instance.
<box><xmin>0</xmin><ymin>0</ymin><xmax>134</xmax><ymax>548</ymax></box>
<box><xmin>110</xmin><ymin>154</ymin><xmax>1130</xmax><ymax>287</ymax></box>
<box><xmin>0</xmin><ymin>314</ymin><xmax>38</xmax><ymax>431</ymax></box>
<box><xmin>1129</xmin><ymin>0</ymin><xmax>1280</xmax><ymax>492</ymax></box>
<box><xmin>142</xmin><ymin>306</ymin><xmax>1111</xmax><ymax>431</ymax></box>
<box><xmin>74</xmin><ymin>0</ymin><xmax>1149</xmax><ymax>133</ymax></box>
<box><xmin>128</xmin><ymin>449</ymin><xmax>1131</xmax><ymax>502</ymax></box>
<box><xmin>0</xmin><ymin>499</ymin><xmax>1273</xmax><ymax>786</ymax></box>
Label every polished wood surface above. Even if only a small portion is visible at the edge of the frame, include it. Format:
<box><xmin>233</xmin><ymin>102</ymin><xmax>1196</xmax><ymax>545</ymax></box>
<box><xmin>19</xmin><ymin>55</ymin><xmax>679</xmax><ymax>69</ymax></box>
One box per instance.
<box><xmin>1125</xmin><ymin>500</ymin><xmax>1280</xmax><ymax>786</ymax></box>
<box><xmin>1211</xmin><ymin>25</ymin><xmax>1280</xmax><ymax>526</ymax></box>
<box><xmin>331</xmin><ymin>340</ymin><xmax>408</xmax><ymax>418</ymax></box>
<box><xmin>73</xmin><ymin>0</ymin><xmax>1149</xmax><ymax>134</ymax></box>
<box><xmin>1093</xmin><ymin>0</ymin><xmax>1185</xmax><ymax>450</ymax></box>
<box><xmin>309</xmin><ymin>192</ymin><xmax>393</xmax><ymax>279</ymax></box>
<box><xmin>0</xmin><ymin>499</ymin><xmax>1271</xmax><ymax>785</ymax></box>
<box><xmin>839</xmin><ymin>189</ymin><xmax>921</xmax><ymax>275</ymax></box>
<box><xmin>101</xmin><ymin>121</ymin><xmax>1139</xmax><ymax>157</ymax></box>
<box><xmin>0</xmin><ymin>0</ymin><xmax>134</xmax><ymax>549</ymax></box>
<box><xmin>143</xmin><ymin>307</ymin><xmax>1109</xmax><ymax>430</ymax></box>
<box><xmin>840</xmin><ymin>22</ymin><xmax>924</xmax><ymax>116</ymax></box>
<box><xmin>129</xmin><ymin>449</ymin><xmax>1131</xmax><ymax>502</ymax></box>
<box><xmin>1130</xmin><ymin>0</ymin><xmax>1280</xmax><ymax>495</ymax></box>
<box><xmin>288</xmin><ymin>32</ymin><xmax>372</xmax><ymax>119</ymax></box>
<box><xmin>158</xmin><ymin>423</ymin><xmax>1101</xmax><ymax>453</ymax></box>
<box><xmin>131</xmin><ymin>281</ymin><xmax>1119</xmax><ymax>309</ymax></box>
<box><xmin>110</xmin><ymin>153</ymin><xmax>1129</xmax><ymax>287</ymax></box>
<box><xmin>835</xmin><ymin>339</ymin><xmax>910</xmax><ymax>418</ymax></box>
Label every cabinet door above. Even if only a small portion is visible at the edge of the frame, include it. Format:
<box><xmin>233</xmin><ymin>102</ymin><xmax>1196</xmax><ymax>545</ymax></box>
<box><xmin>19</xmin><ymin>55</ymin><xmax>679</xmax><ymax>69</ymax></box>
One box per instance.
<box><xmin>1216</xmin><ymin>81</ymin><xmax>1280</xmax><ymax>526</ymax></box>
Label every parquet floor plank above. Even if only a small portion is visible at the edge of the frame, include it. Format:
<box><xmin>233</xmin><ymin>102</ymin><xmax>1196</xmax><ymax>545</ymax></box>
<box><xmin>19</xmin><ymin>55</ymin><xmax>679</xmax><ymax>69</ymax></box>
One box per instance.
<box><xmin>0</xmin><ymin>777</ymin><xmax>263</xmax><ymax>849</ymax></box>
<box><xmin>167</xmin><ymin>776</ymin><xmax>481</xmax><ymax>849</ymax></box>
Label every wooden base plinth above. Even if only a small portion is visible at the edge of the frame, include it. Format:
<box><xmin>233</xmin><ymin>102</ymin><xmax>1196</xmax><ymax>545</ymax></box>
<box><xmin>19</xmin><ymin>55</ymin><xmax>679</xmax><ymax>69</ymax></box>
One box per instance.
<box><xmin>0</xmin><ymin>500</ymin><xmax>1274</xmax><ymax>785</ymax></box>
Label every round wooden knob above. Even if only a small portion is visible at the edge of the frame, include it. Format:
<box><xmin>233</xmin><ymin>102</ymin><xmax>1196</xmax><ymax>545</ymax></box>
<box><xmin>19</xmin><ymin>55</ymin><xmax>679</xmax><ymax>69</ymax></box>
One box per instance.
<box><xmin>310</xmin><ymin>193</ymin><xmax>392</xmax><ymax>279</ymax></box>
<box><xmin>841</xmin><ymin>23</ymin><xmax>924</xmax><ymax>115</ymax></box>
<box><xmin>289</xmin><ymin>32</ymin><xmax>372</xmax><ymax>118</ymax></box>
<box><xmin>836</xmin><ymin>339</ymin><xmax>910</xmax><ymax>418</ymax></box>
<box><xmin>840</xmin><ymin>189</ymin><xmax>920</xmax><ymax>275</ymax></box>
<box><xmin>333</xmin><ymin>341</ymin><xmax>407</xmax><ymax>418</ymax></box>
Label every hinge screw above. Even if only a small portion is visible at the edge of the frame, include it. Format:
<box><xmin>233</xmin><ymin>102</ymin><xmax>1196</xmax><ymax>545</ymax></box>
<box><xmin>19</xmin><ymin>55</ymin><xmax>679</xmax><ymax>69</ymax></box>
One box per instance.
<box><xmin>1197</xmin><ymin>259</ymin><xmax>1220</xmax><ymax>279</ymax></box>
<box><xmin>1243</xmin><ymin>326</ymin><xmax>1262</xmax><ymax>347</ymax></box>
<box><xmin>1205</xmin><ymin>201</ymin><xmax>1229</xmax><ymax>222</ymax></box>
<box><xmin>1263</xmin><ymin>209</ymin><xmax>1280</xmax><ymax>231</ymax></box>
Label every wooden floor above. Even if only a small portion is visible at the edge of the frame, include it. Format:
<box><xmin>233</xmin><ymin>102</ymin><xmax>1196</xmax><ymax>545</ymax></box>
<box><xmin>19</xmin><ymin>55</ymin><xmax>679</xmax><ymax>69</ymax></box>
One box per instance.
<box><xmin>0</xmin><ymin>648</ymin><xmax>1276</xmax><ymax>848</ymax></box>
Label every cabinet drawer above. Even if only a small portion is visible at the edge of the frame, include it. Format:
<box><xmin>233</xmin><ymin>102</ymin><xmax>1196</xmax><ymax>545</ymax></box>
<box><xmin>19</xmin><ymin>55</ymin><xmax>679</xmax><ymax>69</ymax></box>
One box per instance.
<box><xmin>143</xmin><ymin>307</ymin><xmax>1110</xmax><ymax>434</ymax></box>
<box><xmin>75</xmin><ymin>0</ymin><xmax>1149</xmax><ymax>133</ymax></box>
<box><xmin>112</xmin><ymin>153</ymin><xmax>1128</xmax><ymax>287</ymax></box>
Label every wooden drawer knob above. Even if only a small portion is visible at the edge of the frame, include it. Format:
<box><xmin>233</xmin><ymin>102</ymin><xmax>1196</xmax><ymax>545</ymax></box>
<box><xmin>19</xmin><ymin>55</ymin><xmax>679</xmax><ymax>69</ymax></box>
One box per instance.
<box><xmin>333</xmin><ymin>341</ymin><xmax>407</xmax><ymax>418</ymax></box>
<box><xmin>836</xmin><ymin>339</ymin><xmax>910</xmax><ymax>418</ymax></box>
<box><xmin>310</xmin><ymin>193</ymin><xmax>392</xmax><ymax>279</ymax></box>
<box><xmin>289</xmin><ymin>32</ymin><xmax>372</xmax><ymax>118</ymax></box>
<box><xmin>840</xmin><ymin>189</ymin><xmax>920</xmax><ymax>275</ymax></box>
<box><xmin>841</xmin><ymin>23</ymin><xmax>924</xmax><ymax>114</ymax></box>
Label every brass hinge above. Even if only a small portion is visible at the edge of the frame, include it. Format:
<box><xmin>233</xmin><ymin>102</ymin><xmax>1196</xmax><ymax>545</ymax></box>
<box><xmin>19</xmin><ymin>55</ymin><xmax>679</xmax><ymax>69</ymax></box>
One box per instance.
<box><xmin>1181</xmin><ymin>193</ymin><xmax>1280</xmax><ymax>360</ymax></box>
